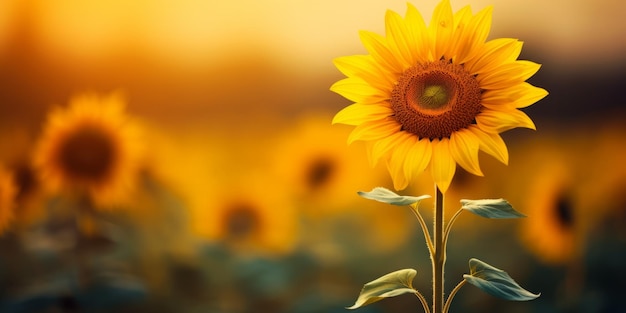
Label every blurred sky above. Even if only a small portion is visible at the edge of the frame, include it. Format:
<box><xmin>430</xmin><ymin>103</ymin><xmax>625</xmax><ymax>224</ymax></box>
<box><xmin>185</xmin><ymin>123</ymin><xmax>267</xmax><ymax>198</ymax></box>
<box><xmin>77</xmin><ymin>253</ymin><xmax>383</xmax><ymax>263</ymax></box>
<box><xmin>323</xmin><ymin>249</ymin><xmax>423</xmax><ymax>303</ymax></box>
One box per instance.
<box><xmin>1</xmin><ymin>0</ymin><xmax>625</xmax><ymax>130</ymax></box>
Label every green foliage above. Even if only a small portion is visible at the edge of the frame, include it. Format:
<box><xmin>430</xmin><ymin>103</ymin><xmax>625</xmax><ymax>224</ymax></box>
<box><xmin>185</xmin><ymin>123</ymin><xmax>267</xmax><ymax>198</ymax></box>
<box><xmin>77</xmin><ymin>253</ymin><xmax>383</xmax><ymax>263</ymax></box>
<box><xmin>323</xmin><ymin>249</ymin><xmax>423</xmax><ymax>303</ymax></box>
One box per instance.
<box><xmin>460</xmin><ymin>199</ymin><xmax>526</xmax><ymax>219</ymax></box>
<box><xmin>464</xmin><ymin>258</ymin><xmax>540</xmax><ymax>301</ymax></box>
<box><xmin>358</xmin><ymin>187</ymin><xmax>430</xmax><ymax>206</ymax></box>
<box><xmin>347</xmin><ymin>268</ymin><xmax>418</xmax><ymax>309</ymax></box>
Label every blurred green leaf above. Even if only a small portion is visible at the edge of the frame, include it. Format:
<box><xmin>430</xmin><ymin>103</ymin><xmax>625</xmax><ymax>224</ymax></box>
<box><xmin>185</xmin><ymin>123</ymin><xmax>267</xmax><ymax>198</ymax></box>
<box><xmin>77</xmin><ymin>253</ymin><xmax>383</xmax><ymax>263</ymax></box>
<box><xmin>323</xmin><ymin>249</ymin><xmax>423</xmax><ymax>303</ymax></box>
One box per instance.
<box><xmin>460</xmin><ymin>199</ymin><xmax>526</xmax><ymax>218</ymax></box>
<box><xmin>464</xmin><ymin>258</ymin><xmax>540</xmax><ymax>301</ymax></box>
<box><xmin>358</xmin><ymin>187</ymin><xmax>430</xmax><ymax>206</ymax></box>
<box><xmin>347</xmin><ymin>268</ymin><xmax>417</xmax><ymax>309</ymax></box>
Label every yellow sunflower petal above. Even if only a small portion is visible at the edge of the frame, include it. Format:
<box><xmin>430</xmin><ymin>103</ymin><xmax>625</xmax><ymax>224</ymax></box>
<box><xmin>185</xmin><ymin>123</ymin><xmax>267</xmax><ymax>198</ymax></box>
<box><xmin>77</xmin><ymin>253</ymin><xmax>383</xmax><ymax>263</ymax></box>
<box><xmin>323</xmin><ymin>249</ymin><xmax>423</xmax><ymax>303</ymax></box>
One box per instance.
<box><xmin>347</xmin><ymin>119</ymin><xmax>401</xmax><ymax>144</ymax></box>
<box><xmin>482</xmin><ymin>82</ymin><xmax>548</xmax><ymax>109</ymax></box>
<box><xmin>429</xmin><ymin>0</ymin><xmax>454</xmax><ymax>59</ymax></box>
<box><xmin>387</xmin><ymin>136</ymin><xmax>416</xmax><ymax>190</ymax></box>
<box><xmin>332</xmin><ymin>103</ymin><xmax>393</xmax><ymax>126</ymax></box>
<box><xmin>333</xmin><ymin>55</ymin><xmax>393</xmax><ymax>92</ymax></box>
<box><xmin>454</xmin><ymin>6</ymin><xmax>493</xmax><ymax>64</ymax></box>
<box><xmin>368</xmin><ymin>131</ymin><xmax>411</xmax><ymax>167</ymax></box>
<box><xmin>405</xmin><ymin>3</ymin><xmax>431</xmax><ymax>63</ymax></box>
<box><xmin>403</xmin><ymin>138</ymin><xmax>433</xmax><ymax>183</ymax></box>
<box><xmin>449</xmin><ymin>5</ymin><xmax>473</xmax><ymax>60</ymax></box>
<box><xmin>330</xmin><ymin>77</ymin><xmax>388</xmax><ymax>104</ymax></box>
<box><xmin>430</xmin><ymin>138</ymin><xmax>456</xmax><ymax>193</ymax></box>
<box><xmin>453</xmin><ymin>5</ymin><xmax>472</xmax><ymax>28</ymax></box>
<box><xmin>478</xmin><ymin>60</ymin><xmax>542</xmax><ymax>90</ymax></box>
<box><xmin>385</xmin><ymin>10</ymin><xmax>414</xmax><ymax>68</ymax></box>
<box><xmin>466</xmin><ymin>38</ymin><xmax>522</xmax><ymax>75</ymax></box>
<box><xmin>468</xmin><ymin>126</ymin><xmax>509</xmax><ymax>165</ymax></box>
<box><xmin>512</xmin><ymin>83</ymin><xmax>549</xmax><ymax>108</ymax></box>
<box><xmin>450</xmin><ymin>129</ymin><xmax>483</xmax><ymax>176</ymax></box>
<box><xmin>359</xmin><ymin>30</ymin><xmax>403</xmax><ymax>74</ymax></box>
<box><xmin>477</xmin><ymin>108</ymin><xmax>536</xmax><ymax>132</ymax></box>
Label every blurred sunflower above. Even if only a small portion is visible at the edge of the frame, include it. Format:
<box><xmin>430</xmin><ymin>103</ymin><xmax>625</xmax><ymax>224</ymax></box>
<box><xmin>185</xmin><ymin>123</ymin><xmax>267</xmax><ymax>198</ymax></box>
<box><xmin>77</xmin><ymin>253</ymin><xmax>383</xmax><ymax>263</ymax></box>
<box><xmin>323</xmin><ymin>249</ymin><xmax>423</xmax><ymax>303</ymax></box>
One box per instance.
<box><xmin>513</xmin><ymin>141</ymin><xmax>580</xmax><ymax>265</ymax></box>
<box><xmin>271</xmin><ymin>114</ymin><xmax>386</xmax><ymax>218</ymax></box>
<box><xmin>0</xmin><ymin>128</ymin><xmax>48</xmax><ymax>228</ymax></box>
<box><xmin>194</xmin><ymin>174</ymin><xmax>299</xmax><ymax>256</ymax></box>
<box><xmin>331</xmin><ymin>0</ymin><xmax>547</xmax><ymax>192</ymax></box>
<box><xmin>33</xmin><ymin>92</ymin><xmax>144</xmax><ymax>208</ymax></box>
<box><xmin>0</xmin><ymin>165</ymin><xmax>17</xmax><ymax>234</ymax></box>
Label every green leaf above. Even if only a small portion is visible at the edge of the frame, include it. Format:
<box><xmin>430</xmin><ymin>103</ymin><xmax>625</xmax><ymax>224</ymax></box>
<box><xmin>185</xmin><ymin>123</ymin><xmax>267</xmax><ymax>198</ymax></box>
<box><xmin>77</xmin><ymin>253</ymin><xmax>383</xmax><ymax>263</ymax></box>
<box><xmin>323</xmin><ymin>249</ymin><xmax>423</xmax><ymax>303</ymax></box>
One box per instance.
<box><xmin>460</xmin><ymin>199</ymin><xmax>526</xmax><ymax>218</ymax></box>
<box><xmin>347</xmin><ymin>269</ymin><xmax>418</xmax><ymax>309</ymax></box>
<box><xmin>358</xmin><ymin>187</ymin><xmax>430</xmax><ymax>206</ymax></box>
<box><xmin>464</xmin><ymin>258</ymin><xmax>540</xmax><ymax>301</ymax></box>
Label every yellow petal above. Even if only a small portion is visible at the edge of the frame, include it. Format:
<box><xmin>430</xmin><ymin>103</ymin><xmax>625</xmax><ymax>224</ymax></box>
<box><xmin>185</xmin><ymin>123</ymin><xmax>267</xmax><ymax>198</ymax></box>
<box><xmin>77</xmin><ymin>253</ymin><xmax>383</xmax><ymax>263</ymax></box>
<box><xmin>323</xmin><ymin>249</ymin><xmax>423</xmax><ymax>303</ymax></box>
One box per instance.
<box><xmin>359</xmin><ymin>30</ymin><xmax>403</xmax><ymax>74</ymax></box>
<box><xmin>448</xmin><ymin>5</ymin><xmax>472</xmax><ymax>60</ymax></box>
<box><xmin>387</xmin><ymin>135</ymin><xmax>416</xmax><ymax>190</ymax></box>
<box><xmin>512</xmin><ymin>83</ymin><xmax>549</xmax><ymax>108</ymax></box>
<box><xmin>466</xmin><ymin>38</ymin><xmax>521</xmax><ymax>75</ymax></box>
<box><xmin>430</xmin><ymin>138</ymin><xmax>456</xmax><ymax>193</ymax></box>
<box><xmin>478</xmin><ymin>60</ymin><xmax>542</xmax><ymax>90</ymax></box>
<box><xmin>450</xmin><ymin>129</ymin><xmax>483</xmax><ymax>176</ymax></box>
<box><xmin>332</xmin><ymin>103</ymin><xmax>393</xmax><ymax>126</ymax></box>
<box><xmin>385</xmin><ymin>10</ymin><xmax>414</xmax><ymax>67</ymax></box>
<box><xmin>369</xmin><ymin>131</ymin><xmax>411</xmax><ymax>167</ymax></box>
<box><xmin>468</xmin><ymin>126</ymin><xmax>508</xmax><ymax>165</ymax></box>
<box><xmin>482</xmin><ymin>82</ymin><xmax>548</xmax><ymax>109</ymax></box>
<box><xmin>453</xmin><ymin>5</ymin><xmax>472</xmax><ymax>29</ymax></box>
<box><xmin>403</xmin><ymin>137</ymin><xmax>433</xmax><ymax>183</ymax></box>
<box><xmin>476</xmin><ymin>108</ymin><xmax>536</xmax><ymax>132</ymax></box>
<box><xmin>330</xmin><ymin>77</ymin><xmax>388</xmax><ymax>104</ymax></box>
<box><xmin>405</xmin><ymin>3</ymin><xmax>431</xmax><ymax>63</ymax></box>
<box><xmin>347</xmin><ymin>119</ymin><xmax>401</xmax><ymax>144</ymax></box>
<box><xmin>333</xmin><ymin>55</ymin><xmax>394</xmax><ymax>92</ymax></box>
<box><xmin>429</xmin><ymin>0</ymin><xmax>454</xmax><ymax>60</ymax></box>
<box><xmin>454</xmin><ymin>6</ymin><xmax>493</xmax><ymax>64</ymax></box>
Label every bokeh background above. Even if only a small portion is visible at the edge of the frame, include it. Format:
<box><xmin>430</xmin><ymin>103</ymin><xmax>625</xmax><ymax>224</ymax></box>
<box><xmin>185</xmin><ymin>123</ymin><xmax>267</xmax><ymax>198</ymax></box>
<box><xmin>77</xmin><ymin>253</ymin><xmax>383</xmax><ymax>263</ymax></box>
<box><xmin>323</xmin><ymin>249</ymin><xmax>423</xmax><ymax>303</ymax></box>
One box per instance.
<box><xmin>1</xmin><ymin>0</ymin><xmax>626</xmax><ymax>312</ymax></box>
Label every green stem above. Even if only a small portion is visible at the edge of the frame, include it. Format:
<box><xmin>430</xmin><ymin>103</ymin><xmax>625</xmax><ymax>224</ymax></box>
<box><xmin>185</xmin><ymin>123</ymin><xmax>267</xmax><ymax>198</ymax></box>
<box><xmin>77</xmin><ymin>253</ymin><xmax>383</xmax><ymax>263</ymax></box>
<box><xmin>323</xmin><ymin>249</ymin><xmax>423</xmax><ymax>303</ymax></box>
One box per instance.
<box><xmin>443</xmin><ymin>279</ymin><xmax>466</xmax><ymax>313</ymax></box>
<box><xmin>410</xmin><ymin>203</ymin><xmax>434</xmax><ymax>256</ymax></box>
<box><xmin>414</xmin><ymin>290</ymin><xmax>432</xmax><ymax>313</ymax></box>
<box><xmin>442</xmin><ymin>208</ymin><xmax>463</xmax><ymax>253</ymax></box>
<box><xmin>433</xmin><ymin>185</ymin><xmax>445</xmax><ymax>313</ymax></box>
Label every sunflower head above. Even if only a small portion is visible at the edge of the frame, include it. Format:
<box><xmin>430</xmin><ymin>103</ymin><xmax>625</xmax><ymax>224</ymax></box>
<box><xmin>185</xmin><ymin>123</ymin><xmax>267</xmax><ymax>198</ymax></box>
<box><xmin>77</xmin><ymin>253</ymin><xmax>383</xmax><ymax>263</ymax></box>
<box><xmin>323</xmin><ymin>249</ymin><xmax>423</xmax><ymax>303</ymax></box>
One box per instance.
<box><xmin>331</xmin><ymin>0</ymin><xmax>547</xmax><ymax>192</ymax></box>
<box><xmin>518</xmin><ymin>158</ymin><xmax>578</xmax><ymax>265</ymax></box>
<box><xmin>194</xmin><ymin>175</ymin><xmax>300</xmax><ymax>256</ymax></box>
<box><xmin>33</xmin><ymin>92</ymin><xmax>144</xmax><ymax>208</ymax></box>
<box><xmin>272</xmin><ymin>115</ymin><xmax>387</xmax><ymax>218</ymax></box>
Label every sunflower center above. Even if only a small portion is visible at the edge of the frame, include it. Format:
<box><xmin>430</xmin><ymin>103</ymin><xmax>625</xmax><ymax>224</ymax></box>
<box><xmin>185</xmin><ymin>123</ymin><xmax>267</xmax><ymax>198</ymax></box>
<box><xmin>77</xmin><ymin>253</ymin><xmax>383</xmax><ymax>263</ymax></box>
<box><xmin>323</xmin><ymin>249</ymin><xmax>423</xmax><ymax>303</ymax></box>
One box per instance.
<box><xmin>420</xmin><ymin>85</ymin><xmax>450</xmax><ymax>109</ymax></box>
<box><xmin>224</xmin><ymin>203</ymin><xmax>260</xmax><ymax>238</ymax></box>
<box><xmin>306</xmin><ymin>157</ymin><xmax>335</xmax><ymax>190</ymax></box>
<box><xmin>391</xmin><ymin>59</ymin><xmax>483</xmax><ymax>139</ymax></box>
<box><xmin>555</xmin><ymin>195</ymin><xmax>574</xmax><ymax>229</ymax></box>
<box><xmin>58</xmin><ymin>126</ymin><xmax>115</xmax><ymax>181</ymax></box>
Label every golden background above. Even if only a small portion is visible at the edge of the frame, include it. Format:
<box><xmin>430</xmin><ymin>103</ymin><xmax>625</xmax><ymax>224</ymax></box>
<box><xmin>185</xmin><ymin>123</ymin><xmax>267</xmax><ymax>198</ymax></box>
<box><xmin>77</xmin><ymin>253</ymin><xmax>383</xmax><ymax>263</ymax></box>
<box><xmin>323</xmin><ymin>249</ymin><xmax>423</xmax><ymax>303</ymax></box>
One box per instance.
<box><xmin>0</xmin><ymin>0</ymin><xmax>625</xmax><ymax>312</ymax></box>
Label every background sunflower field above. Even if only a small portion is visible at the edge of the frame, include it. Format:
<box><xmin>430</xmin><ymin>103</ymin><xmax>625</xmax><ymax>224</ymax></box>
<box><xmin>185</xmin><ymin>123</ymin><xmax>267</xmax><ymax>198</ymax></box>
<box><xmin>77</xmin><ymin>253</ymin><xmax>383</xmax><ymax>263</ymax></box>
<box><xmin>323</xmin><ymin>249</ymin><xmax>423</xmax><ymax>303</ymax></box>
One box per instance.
<box><xmin>1</xmin><ymin>0</ymin><xmax>625</xmax><ymax>312</ymax></box>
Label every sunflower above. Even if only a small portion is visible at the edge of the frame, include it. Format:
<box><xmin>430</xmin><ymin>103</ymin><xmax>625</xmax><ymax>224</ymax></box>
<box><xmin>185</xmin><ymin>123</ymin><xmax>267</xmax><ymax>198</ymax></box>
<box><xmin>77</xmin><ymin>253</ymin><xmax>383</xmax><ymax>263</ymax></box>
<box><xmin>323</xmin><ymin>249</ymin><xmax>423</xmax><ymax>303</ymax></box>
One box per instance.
<box><xmin>517</xmin><ymin>157</ymin><xmax>578</xmax><ymax>265</ymax></box>
<box><xmin>331</xmin><ymin>0</ymin><xmax>547</xmax><ymax>192</ymax></box>
<box><xmin>0</xmin><ymin>166</ymin><xmax>17</xmax><ymax>234</ymax></box>
<box><xmin>271</xmin><ymin>114</ymin><xmax>388</xmax><ymax>218</ymax></box>
<box><xmin>33</xmin><ymin>92</ymin><xmax>144</xmax><ymax>208</ymax></box>
<box><xmin>195</xmin><ymin>173</ymin><xmax>299</xmax><ymax>256</ymax></box>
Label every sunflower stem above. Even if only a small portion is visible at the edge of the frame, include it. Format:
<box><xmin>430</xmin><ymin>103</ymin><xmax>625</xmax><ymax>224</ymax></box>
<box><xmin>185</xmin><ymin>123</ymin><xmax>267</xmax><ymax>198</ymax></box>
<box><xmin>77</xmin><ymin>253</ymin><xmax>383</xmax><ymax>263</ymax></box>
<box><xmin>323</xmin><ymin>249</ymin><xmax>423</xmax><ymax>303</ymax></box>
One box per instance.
<box><xmin>443</xmin><ymin>208</ymin><xmax>463</xmax><ymax>253</ymax></box>
<box><xmin>443</xmin><ymin>279</ymin><xmax>466</xmax><ymax>313</ymax></box>
<box><xmin>432</xmin><ymin>185</ymin><xmax>445</xmax><ymax>313</ymax></box>
<box><xmin>414</xmin><ymin>289</ymin><xmax>432</xmax><ymax>313</ymax></box>
<box><xmin>410</xmin><ymin>203</ymin><xmax>434</xmax><ymax>256</ymax></box>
